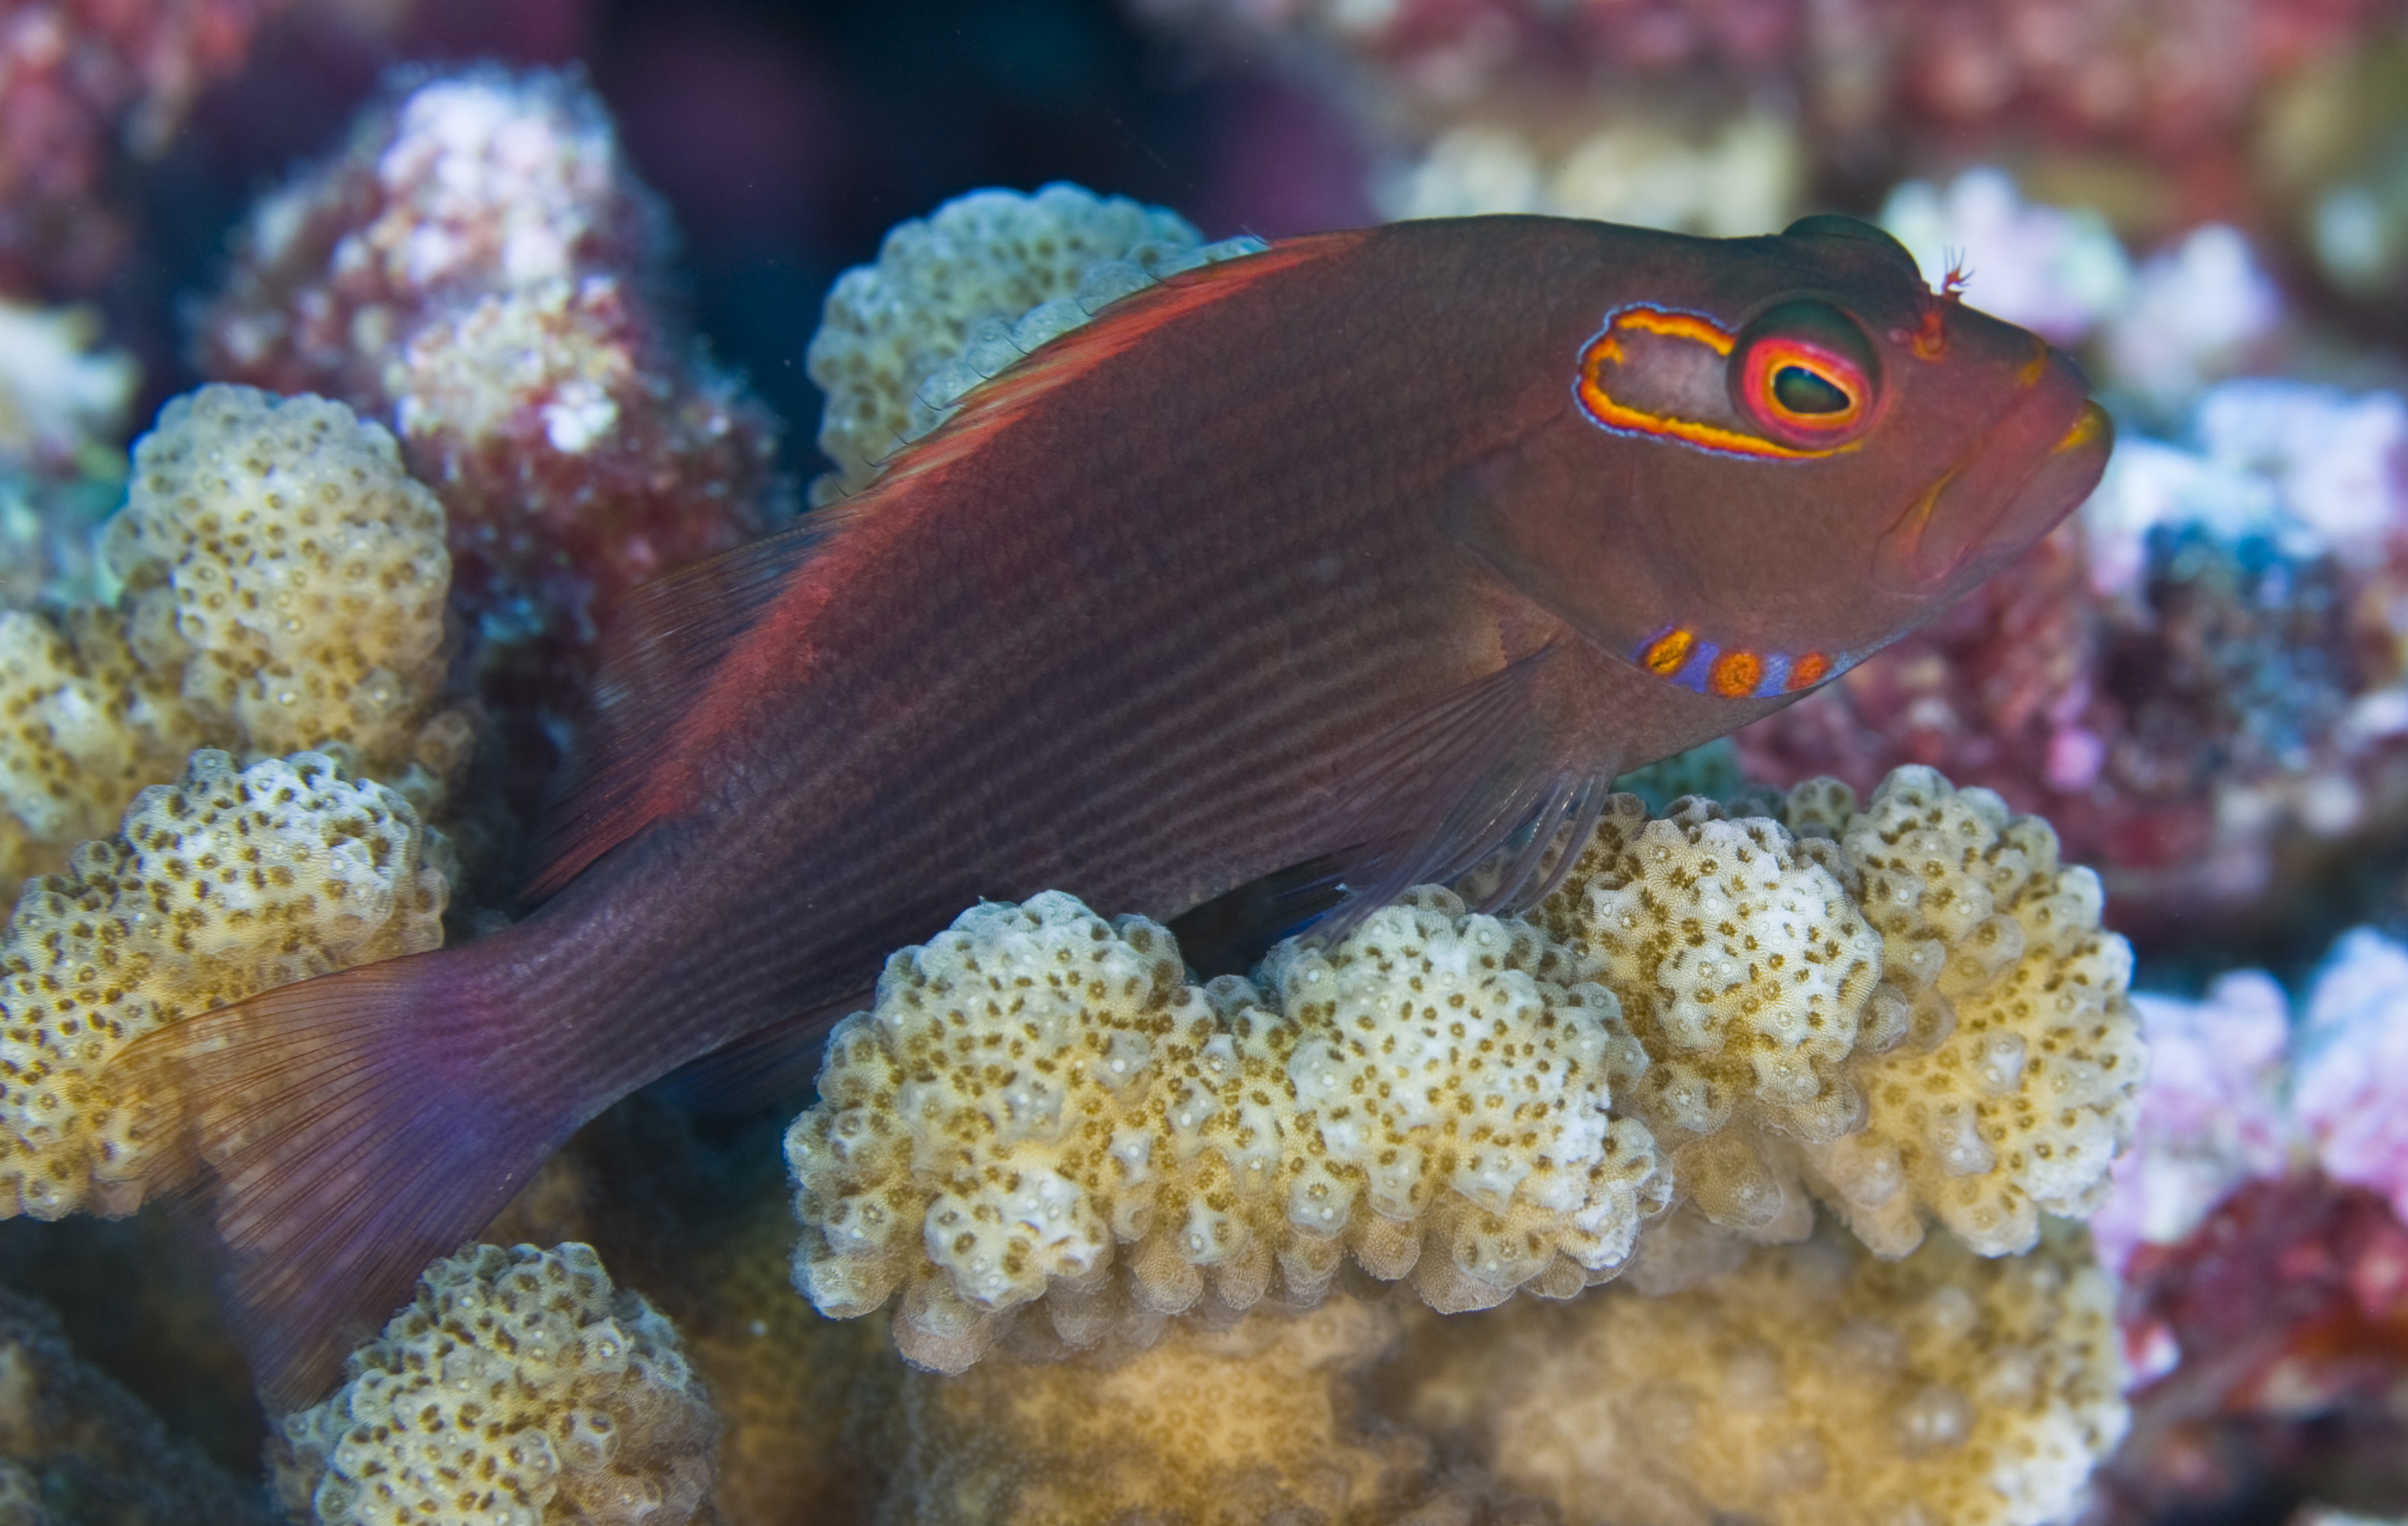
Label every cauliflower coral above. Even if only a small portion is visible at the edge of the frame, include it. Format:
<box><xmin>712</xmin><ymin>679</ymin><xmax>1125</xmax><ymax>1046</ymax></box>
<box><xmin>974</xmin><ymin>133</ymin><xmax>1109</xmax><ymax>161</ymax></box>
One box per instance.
<box><xmin>0</xmin><ymin>384</ymin><xmax>466</xmax><ymax>888</ymax></box>
<box><xmin>866</xmin><ymin>1295</ymin><xmax>1459</xmax><ymax>1525</ymax></box>
<box><xmin>787</xmin><ymin>886</ymin><xmax>1669</xmax><ymax>1372</ymax></box>
<box><xmin>805</xmin><ymin>182</ymin><xmax>1266</xmax><ymax>501</ymax></box>
<box><xmin>1517</xmin><ymin>795</ymin><xmax>1885</xmax><ymax>1239</ymax></box>
<box><xmin>788</xmin><ymin>766</ymin><xmax>2146</xmax><ymax>1372</ymax></box>
<box><xmin>273</xmin><ymin>1242</ymin><xmax>717</xmax><ymax>1526</ymax></box>
<box><xmin>1515</xmin><ymin>768</ymin><xmax>2145</xmax><ymax>1259</ymax></box>
<box><xmin>0</xmin><ymin>749</ymin><xmax>447</xmax><ymax>1219</ymax></box>
<box><xmin>1790</xmin><ymin>768</ymin><xmax>2148</xmax><ymax>1257</ymax></box>
<box><xmin>1399</xmin><ymin>1221</ymin><xmax>2128</xmax><ymax>1526</ymax></box>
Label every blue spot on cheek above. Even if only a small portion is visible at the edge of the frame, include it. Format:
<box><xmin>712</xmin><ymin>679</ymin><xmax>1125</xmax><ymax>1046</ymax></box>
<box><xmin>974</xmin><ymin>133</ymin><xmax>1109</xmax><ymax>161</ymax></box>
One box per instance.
<box><xmin>1670</xmin><ymin>641</ymin><xmax>1717</xmax><ymax>694</ymax></box>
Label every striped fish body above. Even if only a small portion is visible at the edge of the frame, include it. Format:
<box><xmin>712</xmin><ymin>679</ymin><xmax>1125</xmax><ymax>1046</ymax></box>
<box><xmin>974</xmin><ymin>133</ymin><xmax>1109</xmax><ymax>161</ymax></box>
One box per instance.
<box><xmin>134</xmin><ymin>214</ymin><xmax>2110</xmax><ymax>1402</ymax></box>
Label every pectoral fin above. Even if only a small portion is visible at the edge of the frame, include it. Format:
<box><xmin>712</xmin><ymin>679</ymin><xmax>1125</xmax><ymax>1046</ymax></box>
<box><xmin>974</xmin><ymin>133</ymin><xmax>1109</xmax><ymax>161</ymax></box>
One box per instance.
<box><xmin>1303</xmin><ymin>647</ymin><xmax>1614</xmax><ymax>943</ymax></box>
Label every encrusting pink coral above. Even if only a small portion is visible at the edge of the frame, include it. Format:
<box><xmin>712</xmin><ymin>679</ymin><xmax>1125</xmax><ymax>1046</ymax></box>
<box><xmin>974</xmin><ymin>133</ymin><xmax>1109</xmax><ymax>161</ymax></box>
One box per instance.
<box><xmin>2100</xmin><ymin>1172</ymin><xmax>2408</xmax><ymax>1523</ymax></box>
<box><xmin>2290</xmin><ymin>928</ymin><xmax>2408</xmax><ymax>1227</ymax></box>
<box><xmin>194</xmin><ymin>67</ymin><xmax>786</xmax><ymax>664</ymax></box>
<box><xmin>0</xmin><ymin>0</ymin><xmax>293</xmax><ymax>297</ymax></box>
<box><xmin>2088</xmin><ymin>972</ymin><xmax>2295</xmax><ymax>1274</ymax></box>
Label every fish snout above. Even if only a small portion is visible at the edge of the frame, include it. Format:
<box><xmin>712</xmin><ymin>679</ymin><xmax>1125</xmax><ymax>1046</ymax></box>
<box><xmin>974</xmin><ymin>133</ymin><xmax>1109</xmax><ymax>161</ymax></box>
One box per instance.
<box><xmin>1871</xmin><ymin>346</ymin><xmax>2112</xmax><ymax>595</ymax></box>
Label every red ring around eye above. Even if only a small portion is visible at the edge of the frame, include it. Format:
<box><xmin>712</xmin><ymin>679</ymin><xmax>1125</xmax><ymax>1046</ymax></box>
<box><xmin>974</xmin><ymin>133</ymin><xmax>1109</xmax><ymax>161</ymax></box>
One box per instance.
<box><xmin>1740</xmin><ymin>338</ymin><xmax>1866</xmax><ymax>434</ymax></box>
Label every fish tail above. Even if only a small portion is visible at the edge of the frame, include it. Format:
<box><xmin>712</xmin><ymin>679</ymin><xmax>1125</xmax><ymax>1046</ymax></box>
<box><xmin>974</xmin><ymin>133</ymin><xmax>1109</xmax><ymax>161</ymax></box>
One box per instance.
<box><xmin>120</xmin><ymin>946</ymin><xmax>577</xmax><ymax>1409</ymax></box>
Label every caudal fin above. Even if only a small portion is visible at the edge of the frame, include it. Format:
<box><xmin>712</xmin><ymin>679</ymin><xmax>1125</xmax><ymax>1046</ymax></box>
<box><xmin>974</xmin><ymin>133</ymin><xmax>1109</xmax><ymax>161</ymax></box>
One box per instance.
<box><xmin>121</xmin><ymin>949</ymin><xmax>577</xmax><ymax>1409</ymax></box>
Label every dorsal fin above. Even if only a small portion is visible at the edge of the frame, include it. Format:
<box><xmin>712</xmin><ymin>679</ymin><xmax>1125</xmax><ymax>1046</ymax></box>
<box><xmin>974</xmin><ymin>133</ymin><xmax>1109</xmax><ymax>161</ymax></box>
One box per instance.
<box><xmin>524</xmin><ymin>504</ymin><xmax>864</xmax><ymax>900</ymax></box>
<box><xmin>1308</xmin><ymin>646</ymin><xmax>1614</xmax><ymax>944</ymax></box>
<box><xmin>859</xmin><ymin>230</ymin><xmax>1364</xmax><ymax>499</ymax></box>
<box><xmin>527</xmin><ymin>232</ymin><xmax>1365</xmax><ymax>903</ymax></box>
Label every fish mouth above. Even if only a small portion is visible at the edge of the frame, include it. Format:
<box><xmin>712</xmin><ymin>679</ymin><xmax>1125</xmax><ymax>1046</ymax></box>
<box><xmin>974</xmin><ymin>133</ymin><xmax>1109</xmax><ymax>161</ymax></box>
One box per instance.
<box><xmin>1871</xmin><ymin>357</ymin><xmax>2113</xmax><ymax>595</ymax></box>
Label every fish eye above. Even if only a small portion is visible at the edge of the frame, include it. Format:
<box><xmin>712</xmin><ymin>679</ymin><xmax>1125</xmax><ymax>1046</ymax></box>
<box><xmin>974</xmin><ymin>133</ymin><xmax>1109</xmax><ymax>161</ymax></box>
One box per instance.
<box><xmin>1730</xmin><ymin>301</ymin><xmax>1881</xmax><ymax>449</ymax></box>
<box><xmin>1773</xmin><ymin>364</ymin><xmax>1850</xmax><ymax>415</ymax></box>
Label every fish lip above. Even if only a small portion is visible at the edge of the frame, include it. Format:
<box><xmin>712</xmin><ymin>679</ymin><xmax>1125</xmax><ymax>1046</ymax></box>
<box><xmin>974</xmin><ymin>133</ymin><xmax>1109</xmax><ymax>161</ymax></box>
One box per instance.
<box><xmin>1871</xmin><ymin>366</ymin><xmax>2111</xmax><ymax>595</ymax></box>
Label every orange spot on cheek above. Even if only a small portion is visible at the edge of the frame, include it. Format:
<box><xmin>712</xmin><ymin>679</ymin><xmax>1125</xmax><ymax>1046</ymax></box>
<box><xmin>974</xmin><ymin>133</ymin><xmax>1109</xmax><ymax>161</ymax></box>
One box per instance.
<box><xmin>1786</xmin><ymin>653</ymin><xmax>1830</xmax><ymax>690</ymax></box>
<box><xmin>1709</xmin><ymin>650</ymin><xmax>1762</xmax><ymax>697</ymax></box>
<box><xmin>1643</xmin><ymin>629</ymin><xmax>1696</xmax><ymax>676</ymax></box>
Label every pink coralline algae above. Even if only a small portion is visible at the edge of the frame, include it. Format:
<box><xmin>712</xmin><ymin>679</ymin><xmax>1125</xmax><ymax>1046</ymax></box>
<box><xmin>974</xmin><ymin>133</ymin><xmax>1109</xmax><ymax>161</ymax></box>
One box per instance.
<box><xmin>1134</xmin><ymin>0</ymin><xmax>2400</xmax><ymax>227</ymax></box>
<box><xmin>2295</xmin><ymin>929</ymin><xmax>2408</xmax><ymax>1227</ymax></box>
<box><xmin>1139</xmin><ymin>0</ymin><xmax>2385</xmax><ymax>125</ymax></box>
<box><xmin>1849</xmin><ymin>0</ymin><xmax>2393</xmax><ymax>163</ymax></box>
<box><xmin>2097</xmin><ymin>1173</ymin><xmax>2408</xmax><ymax>1524</ymax></box>
<box><xmin>0</xmin><ymin>0</ymin><xmax>292</xmax><ymax>298</ymax></box>
<box><xmin>2092</xmin><ymin>927</ymin><xmax>2408</xmax><ymax>1279</ymax></box>
<box><xmin>2090</xmin><ymin>972</ymin><xmax>2296</xmax><ymax>1276</ymax></box>
<box><xmin>194</xmin><ymin>67</ymin><xmax>786</xmax><ymax>661</ymax></box>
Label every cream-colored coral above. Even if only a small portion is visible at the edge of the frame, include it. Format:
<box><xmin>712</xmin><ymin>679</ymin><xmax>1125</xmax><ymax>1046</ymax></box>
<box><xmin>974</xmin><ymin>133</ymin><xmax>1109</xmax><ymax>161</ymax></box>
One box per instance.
<box><xmin>0</xmin><ymin>607</ymin><xmax>200</xmax><ymax>891</ymax></box>
<box><xmin>105</xmin><ymin>385</ymin><xmax>456</xmax><ymax>781</ymax></box>
<box><xmin>868</xmin><ymin>1294</ymin><xmax>1474</xmax><ymax>1526</ymax></box>
<box><xmin>274</xmin><ymin>1242</ymin><xmax>717</xmax><ymax>1526</ymax></box>
<box><xmin>787</xmin><ymin>887</ymin><xmax>1668</xmax><ymax>1372</ymax></box>
<box><xmin>1398</xmin><ymin>1220</ymin><xmax>2129</xmax><ymax>1526</ymax></box>
<box><xmin>1527</xmin><ymin>795</ymin><xmax>1885</xmax><ymax>1238</ymax></box>
<box><xmin>806</xmin><ymin>183</ymin><xmax>1262</xmax><ymax>501</ymax></box>
<box><xmin>1265</xmin><ymin>896</ymin><xmax>1668</xmax><ymax>1313</ymax></box>
<box><xmin>794</xmin><ymin>768</ymin><xmax>2141</xmax><ymax>1378</ymax></box>
<box><xmin>1791</xmin><ymin>767</ymin><xmax>2147</xmax><ymax>1258</ymax></box>
<box><xmin>1378</xmin><ymin>113</ymin><xmax>1802</xmax><ymax>236</ymax></box>
<box><xmin>0</xmin><ymin>385</ymin><xmax>467</xmax><ymax>887</ymax></box>
<box><xmin>0</xmin><ymin>749</ymin><xmax>447</xmax><ymax>1220</ymax></box>
<box><xmin>1526</xmin><ymin>772</ymin><xmax>2144</xmax><ymax>1261</ymax></box>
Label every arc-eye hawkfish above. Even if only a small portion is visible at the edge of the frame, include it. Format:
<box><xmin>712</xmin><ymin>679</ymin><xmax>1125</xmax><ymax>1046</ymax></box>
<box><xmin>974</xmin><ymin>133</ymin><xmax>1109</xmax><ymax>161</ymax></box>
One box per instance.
<box><xmin>125</xmin><ymin>212</ymin><xmax>2111</xmax><ymax>1405</ymax></box>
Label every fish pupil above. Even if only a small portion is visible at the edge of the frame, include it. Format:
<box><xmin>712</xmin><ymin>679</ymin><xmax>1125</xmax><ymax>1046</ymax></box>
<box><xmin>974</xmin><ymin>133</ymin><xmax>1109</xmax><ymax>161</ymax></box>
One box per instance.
<box><xmin>1773</xmin><ymin>364</ymin><xmax>1850</xmax><ymax>415</ymax></box>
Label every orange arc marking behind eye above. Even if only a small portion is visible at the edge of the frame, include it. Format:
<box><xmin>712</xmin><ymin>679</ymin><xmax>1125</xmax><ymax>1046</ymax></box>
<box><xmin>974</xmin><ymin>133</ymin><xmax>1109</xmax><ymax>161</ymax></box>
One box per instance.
<box><xmin>1576</xmin><ymin>306</ymin><xmax>1860</xmax><ymax>462</ymax></box>
<box><xmin>1612</xmin><ymin>307</ymin><xmax>1736</xmax><ymax>355</ymax></box>
<box><xmin>1578</xmin><ymin>363</ymin><xmax>1838</xmax><ymax>462</ymax></box>
<box><xmin>1709</xmin><ymin>650</ymin><xmax>1762</xmax><ymax>697</ymax></box>
<box><xmin>1642</xmin><ymin>628</ymin><xmax>1696</xmax><ymax>676</ymax></box>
